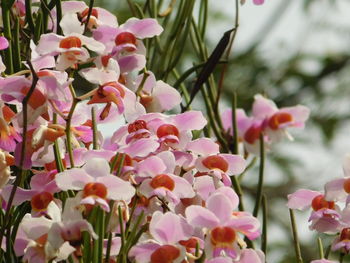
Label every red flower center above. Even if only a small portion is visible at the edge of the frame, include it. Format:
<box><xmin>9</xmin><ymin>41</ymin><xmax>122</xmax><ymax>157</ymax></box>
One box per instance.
<box><xmin>211</xmin><ymin>226</ymin><xmax>236</xmax><ymax>246</ymax></box>
<box><xmin>81</xmin><ymin>8</ymin><xmax>99</xmax><ymax>19</ymax></box>
<box><xmin>59</xmin><ymin>36</ymin><xmax>82</xmax><ymax>49</ymax></box>
<box><xmin>340</xmin><ymin>228</ymin><xmax>350</xmax><ymax>241</ymax></box>
<box><xmin>150</xmin><ymin>174</ymin><xmax>175</xmax><ymax>191</ymax></box>
<box><xmin>110</xmin><ymin>153</ymin><xmax>133</xmax><ymax>171</ymax></box>
<box><xmin>115</xmin><ymin>32</ymin><xmax>137</xmax><ymax>47</ymax></box>
<box><xmin>311</xmin><ymin>194</ymin><xmax>335</xmax><ymax>211</ymax></box>
<box><xmin>268</xmin><ymin>112</ymin><xmax>293</xmax><ymax>130</ymax></box>
<box><xmin>202</xmin><ymin>155</ymin><xmax>228</xmax><ymax>172</ymax></box>
<box><xmin>31</xmin><ymin>192</ymin><xmax>54</xmax><ymax>211</ymax></box>
<box><xmin>150</xmin><ymin>245</ymin><xmax>180</xmax><ymax>263</ymax></box>
<box><xmin>244</xmin><ymin>125</ymin><xmax>262</xmax><ymax>144</ymax></box>
<box><xmin>343</xmin><ymin>178</ymin><xmax>350</xmax><ymax>193</ymax></box>
<box><xmin>83</xmin><ymin>182</ymin><xmax>107</xmax><ymax>199</ymax></box>
<box><xmin>128</xmin><ymin>120</ymin><xmax>148</xmax><ymax>133</ymax></box>
<box><xmin>157</xmin><ymin>124</ymin><xmax>179</xmax><ymax>144</ymax></box>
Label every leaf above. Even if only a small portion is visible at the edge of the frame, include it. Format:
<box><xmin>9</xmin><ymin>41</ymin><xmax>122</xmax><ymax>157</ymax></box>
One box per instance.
<box><xmin>187</xmin><ymin>28</ymin><xmax>235</xmax><ymax>108</ymax></box>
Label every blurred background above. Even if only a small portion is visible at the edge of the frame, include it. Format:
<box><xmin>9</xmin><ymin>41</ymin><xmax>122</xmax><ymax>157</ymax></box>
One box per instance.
<box><xmin>85</xmin><ymin>0</ymin><xmax>350</xmax><ymax>261</ymax></box>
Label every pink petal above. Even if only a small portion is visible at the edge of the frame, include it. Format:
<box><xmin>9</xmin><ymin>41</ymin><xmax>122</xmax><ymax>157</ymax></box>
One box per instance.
<box><xmin>186</xmin><ymin>138</ymin><xmax>219</xmax><ymax>156</ymax></box>
<box><xmin>118</xmin><ymin>54</ymin><xmax>146</xmax><ymax>73</ymax></box>
<box><xmin>122</xmin><ymin>18</ymin><xmax>163</xmax><ymax>39</ymax></box>
<box><xmin>123</xmin><ymin>138</ymin><xmax>159</xmax><ymax>157</ymax></box>
<box><xmin>55</xmin><ymin>168</ymin><xmax>93</xmax><ymax>191</ymax></box>
<box><xmin>325</xmin><ymin>178</ymin><xmax>346</xmax><ymax>202</ymax></box>
<box><xmin>206</xmin><ymin>193</ymin><xmax>234</xmax><ymax>223</ymax></box>
<box><xmin>97</xmin><ymin>175</ymin><xmax>135</xmax><ymax>201</ymax></box>
<box><xmin>252</xmin><ymin>94</ymin><xmax>277</xmax><ymax>119</ymax></box>
<box><xmin>0</xmin><ymin>37</ymin><xmax>9</xmax><ymax>50</ymax></box>
<box><xmin>150</xmin><ymin>211</ymin><xmax>193</xmax><ymax>244</ymax></box>
<box><xmin>129</xmin><ymin>243</ymin><xmax>161</xmax><ymax>262</ymax></box>
<box><xmin>137</xmin><ymin>156</ymin><xmax>166</xmax><ymax>177</ymax></box>
<box><xmin>173</xmin><ymin>111</ymin><xmax>207</xmax><ymax>131</ymax></box>
<box><xmin>253</xmin><ymin>0</ymin><xmax>265</xmax><ymax>5</ymax></box>
<box><xmin>287</xmin><ymin>189</ymin><xmax>320</xmax><ymax>210</ymax></box>
<box><xmin>83</xmin><ymin>158</ymin><xmax>110</xmax><ymax>178</ymax></box>
<box><xmin>185</xmin><ymin>205</ymin><xmax>219</xmax><ymax>228</ymax></box>
<box><xmin>222</xmin><ymin>154</ymin><xmax>246</xmax><ymax>175</ymax></box>
<box><xmin>239</xmin><ymin>249</ymin><xmax>265</xmax><ymax>263</ymax></box>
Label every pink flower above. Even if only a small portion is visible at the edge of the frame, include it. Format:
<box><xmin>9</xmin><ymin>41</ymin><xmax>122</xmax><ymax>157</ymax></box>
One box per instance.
<box><xmin>325</xmin><ymin>154</ymin><xmax>350</xmax><ymax>203</ymax></box>
<box><xmin>288</xmin><ymin>189</ymin><xmax>342</xmax><ymax>233</ymax></box>
<box><xmin>55</xmin><ymin>157</ymin><xmax>135</xmax><ymax>212</ymax></box>
<box><xmin>129</xmin><ymin>211</ymin><xmax>193</xmax><ymax>263</ymax></box>
<box><xmin>186</xmin><ymin>189</ymin><xmax>260</xmax><ymax>260</ymax></box>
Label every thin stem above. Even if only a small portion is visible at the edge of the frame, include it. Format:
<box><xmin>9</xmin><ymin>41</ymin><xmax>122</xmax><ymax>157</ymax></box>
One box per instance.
<box><xmin>253</xmin><ymin>134</ymin><xmax>265</xmax><ymax>217</ymax></box>
<box><xmin>231</xmin><ymin>175</ymin><xmax>244</xmax><ymax>211</ymax></box>
<box><xmin>261</xmin><ymin>195</ymin><xmax>267</xmax><ymax>254</ymax></box>
<box><xmin>231</xmin><ymin>92</ymin><xmax>239</xmax><ymax>154</ymax></box>
<box><xmin>289</xmin><ymin>209</ymin><xmax>303</xmax><ymax>263</ymax></box>
<box><xmin>91</xmin><ymin>107</ymin><xmax>98</xmax><ymax>150</ymax></box>
<box><xmin>84</xmin><ymin>0</ymin><xmax>95</xmax><ymax>34</ymax></box>
<box><xmin>317</xmin><ymin>237</ymin><xmax>324</xmax><ymax>259</ymax></box>
<box><xmin>1</xmin><ymin>5</ymin><xmax>13</xmax><ymax>74</ymax></box>
<box><xmin>66</xmin><ymin>98</ymin><xmax>79</xmax><ymax>168</ymax></box>
<box><xmin>55</xmin><ymin>0</ymin><xmax>62</xmax><ymax>35</ymax></box>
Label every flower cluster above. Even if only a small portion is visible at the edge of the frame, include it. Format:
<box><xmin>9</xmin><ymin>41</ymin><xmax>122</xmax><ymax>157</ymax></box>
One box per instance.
<box><xmin>0</xmin><ymin>1</ymin><xmax>274</xmax><ymax>262</ymax></box>
<box><xmin>287</xmin><ymin>154</ymin><xmax>350</xmax><ymax>262</ymax></box>
<box><xmin>221</xmin><ymin>94</ymin><xmax>310</xmax><ymax>155</ymax></box>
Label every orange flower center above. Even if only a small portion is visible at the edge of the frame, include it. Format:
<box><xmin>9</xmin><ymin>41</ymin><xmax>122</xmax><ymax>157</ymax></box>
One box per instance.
<box><xmin>31</xmin><ymin>192</ymin><xmax>54</xmax><ymax>211</ymax></box>
<box><xmin>59</xmin><ymin>36</ymin><xmax>82</xmax><ymax>49</ymax></box>
<box><xmin>311</xmin><ymin>194</ymin><xmax>335</xmax><ymax>211</ymax></box>
<box><xmin>202</xmin><ymin>155</ymin><xmax>228</xmax><ymax>172</ymax></box>
<box><xmin>150</xmin><ymin>174</ymin><xmax>175</xmax><ymax>191</ymax></box>
<box><xmin>83</xmin><ymin>182</ymin><xmax>107</xmax><ymax>199</ymax></box>
<box><xmin>150</xmin><ymin>245</ymin><xmax>180</xmax><ymax>263</ymax></box>
<box><xmin>211</xmin><ymin>227</ymin><xmax>236</xmax><ymax>247</ymax></box>
<box><xmin>268</xmin><ymin>112</ymin><xmax>293</xmax><ymax>130</ymax></box>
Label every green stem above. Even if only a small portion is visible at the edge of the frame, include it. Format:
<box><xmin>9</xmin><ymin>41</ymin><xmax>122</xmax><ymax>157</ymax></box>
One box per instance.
<box><xmin>317</xmin><ymin>237</ymin><xmax>324</xmax><ymax>259</ymax></box>
<box><xmin>261</xmin><ymin>195</ymin><xmax>267</xmax><ymax>254</ymax></box>
<box><xmin>289</xmin><ymin>209</ymin><xmax>303</xmax><ymax>263</ymax></box>
<box><xmin>231</xmin><ymin>175</ymin><xmax>244</xmax><ymax>211</ymax></box>
<box><xmin>55</xmin><ymin>0</ymin><xmax>63</xmax><ymax>35</ymax></box>
<box><xmin>66</xmin><ymin>98</ymin><xmax>79</xmax><ymax>168</ymax></box>
<box><xmin>91</xmin><ymin>107</ymin><xmax>98</xmax><ymax>150</ymax></box>
<box><xmin>13</xmin><ymin>17</ymin><xmax>21</xmax><ymax>72</ymax></box>
<box><xmin>253</xmin><ymin>134</ymin><xmax>265</xmax><ymax>217</ymax></box>
<box><xmin>1</xmin><ymin>6</ymin><xmax>13</xmax><ymax>74</ymax></box>
<box><xmin>231</xmin><ymin>92</ymin><xmax>239</xmax><ymax>154</ymax></box>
